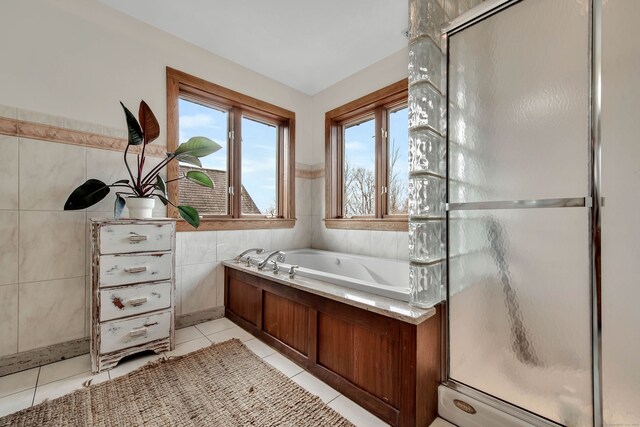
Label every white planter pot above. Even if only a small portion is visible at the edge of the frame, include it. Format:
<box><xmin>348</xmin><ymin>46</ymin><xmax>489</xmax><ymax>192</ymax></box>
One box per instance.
<box><xmin>126</xmin><ymin>197</ymin><xmax>155</xmax><ymax>219</ymax></box>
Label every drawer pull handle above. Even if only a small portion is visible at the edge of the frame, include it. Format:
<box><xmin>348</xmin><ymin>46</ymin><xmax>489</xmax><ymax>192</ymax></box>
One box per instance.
<box><xmin>128</xmin><ymin>297</ymin><xmax>148</xmax><ymax>307</ymax></box>
<box><xmin>129</xmin><ymin>326</ymin><xmax>148</xmax><ymax>337</ymax></box>
<box><xmin>129</xmin><ymin>234</ymin><xmax>148</xmax><ymax>243</ymax></box>
<box><xmin>124</xmin><ymin>266</ymin><xmax>147</xmax><ymax>274</ymax></box>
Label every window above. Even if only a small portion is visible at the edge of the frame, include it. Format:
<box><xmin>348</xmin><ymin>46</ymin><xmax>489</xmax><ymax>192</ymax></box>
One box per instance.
<box><xmin>325</xmin><ymin>79</ymin><xmax>408</xmax><ymax>231</ymax></box>
<box><xmin>167</xmin><ymin>67</ymin><xmax>295</xmax><ymax>231</ymax></box>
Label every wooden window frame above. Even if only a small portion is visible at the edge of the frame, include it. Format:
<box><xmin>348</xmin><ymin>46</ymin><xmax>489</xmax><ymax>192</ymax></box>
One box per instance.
<box><xmin>167</xmin><ymin>67</ymin><xmax>295</xmax><ymax>231</ymax></box>
<box><xmin>325</xmin><ymin>79</ymin><xmax>409</xmax><ymax>231</ymax></box>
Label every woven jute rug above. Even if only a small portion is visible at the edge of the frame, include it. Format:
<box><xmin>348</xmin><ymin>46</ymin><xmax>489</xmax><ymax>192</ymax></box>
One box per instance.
<box><xmin>1</xmin><ymin>339</ymin><xmax>354</xmax><ymax>426</ymax></box>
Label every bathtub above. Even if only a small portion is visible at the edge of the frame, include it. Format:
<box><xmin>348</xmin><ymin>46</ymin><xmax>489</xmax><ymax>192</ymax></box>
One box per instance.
<box><xmin>251</xmin><ymin>249</ymin><xmax>410</xmax><ymax>302</ymax></box>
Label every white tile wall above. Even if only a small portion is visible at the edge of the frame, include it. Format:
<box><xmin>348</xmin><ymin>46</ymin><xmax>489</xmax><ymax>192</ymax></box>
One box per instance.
<box><xmin>181</xmin><ymin>231</ymin><xmax>217</xmax><ymax>265</ymax></box>
<box><xmin>0</xmin><ymin>285</ymin><xmax>18</xmax><ymax>357</ymax></box>
<box><xmin>18</xmin><ymin>211</ymin><xmax>85</xmax><ymax>283</ymax></box>
<box><xmin>0</xmin><ymin>136</ymin><xmax>18</xmax><ymax>210</ymax></box>
<box><xmin>18</xmin><ymin>277</ymin><xmax>85</xmax><ymax>352</ymax></box>
<box><xmin>19</xmin><ymin>138</ymin><xmax>85</xmax><ymax>211</ymax></box>
<box><xmin>309</xmin><ymin>177</ymin><xmax>409</xmax><ymax>261</ymax></box>
<box><xmin>0</xmin><ymin>212</ymin><xmax>19</xmax><ymax>286</ymax></box>
<box><xmin>180</xmin><ymin>262</ymin><xmax>218</xmax><ymax>314</ymax></box>
<box><xmin>177</xmin><ymin>215</ymin><xmax>313</xmax><ymax>315</ymax></box>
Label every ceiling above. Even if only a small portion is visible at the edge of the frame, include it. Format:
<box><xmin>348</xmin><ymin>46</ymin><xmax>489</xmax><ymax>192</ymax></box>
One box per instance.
<box><xmin>99</xmin><ymin>0</ymin><xmax>408</xmax><ymax>95</ymax></box>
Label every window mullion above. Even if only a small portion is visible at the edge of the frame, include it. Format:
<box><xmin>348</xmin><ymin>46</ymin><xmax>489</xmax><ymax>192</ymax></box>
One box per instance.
<box><xmin>232</xmin><ymin>107</ymin><xmax>242</xmax><ymax>219</ymax></box>
<box><xmin>277</xmin><ymin>125</ymin><xmax>284</xmax><ymax>218</ymax></box>
<box><xmin>375</xmin><ymin>107</ymin><xmax>388</xmax><ymax>219</ymax></box>
<box><xmin>336</xmin><ymin>122</ymin><xmax>344</xmax><ymax>218</ymax></box>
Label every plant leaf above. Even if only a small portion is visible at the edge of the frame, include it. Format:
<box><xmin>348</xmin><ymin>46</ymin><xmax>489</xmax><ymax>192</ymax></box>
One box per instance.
<box><xmin>175</xmin><ymin>153</ymin><xmax>202</xmax><ymax>168</ymax></box>
<box><xmin>138</xmin><ymin>100</ymin><xmax>160</xmax><ymax>145</ymax></box>
<box><xmin>156</xmin><ymin>194</ymin><xmax>170</xmax><ymax>206</ymax></box>
<box><xmin>120</xmin><ymin>101</ymin><xmax>143</xmax><ymax>146</ymax></box>
<box><xmin>178</xmin><ymin>205</ymin><xmax>200</xmax><ymax>228</ymax></box>
<box><xmin>185</xmin><ymin>170</ymin><xmax>214</xmax><ymax>188</ymax></box>
<box><xmin>64</xmin><ymin>179</ymin><xmax>110</xmax><ymax>210</ymax></box>
<box><xmin>154</xmin><ymin>175</ymin><xmax>166</xmax><ymax>195</ymax></box>
<box><xmin>113</xmin><ymin>179</ymin><xmax>130</xmax><ymax>185</ymax></box>
<box><xmin>174</xmin><ymin>136</ymin><xmax>221</xmax><ymax>157</ymax></box>
<box><xmin>114</xmin><ymin>195</ymin><xmax>126</xmax><ymax>219</ymax></box>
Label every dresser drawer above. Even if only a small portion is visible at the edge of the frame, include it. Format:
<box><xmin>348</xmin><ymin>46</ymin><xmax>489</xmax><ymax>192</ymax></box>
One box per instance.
<box><xmin>100</xmin><ymin>310</ymin><xmax>171</xmax><ymax>354</ymax></box>
<box><xmin>100</xmin><ymin>281</ymin><xmax>171</xmax><ymax>322</ymax></box>
<box><xmin>99</xmin><ymin>223</ymin><xmax>173</xmax><ymax>255</ymax></box>
<box><xmin>99</xmin><ymin>253</ymin><xmax>172</xmax><ymax>287</ymax></box>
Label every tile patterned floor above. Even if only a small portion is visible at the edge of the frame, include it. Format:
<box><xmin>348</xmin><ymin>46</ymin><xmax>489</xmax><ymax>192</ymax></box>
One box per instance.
<box><xmin>0</xmin><ymin>317</ymin><xmax>454</xmax><ymax>427</ymax></box>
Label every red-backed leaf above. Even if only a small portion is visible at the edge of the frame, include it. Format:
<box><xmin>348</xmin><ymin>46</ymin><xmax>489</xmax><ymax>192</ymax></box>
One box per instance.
<box><xmin>138</xmin><ymin>100</ymin><xmax>160</xmax><ymax>145</ymax></box>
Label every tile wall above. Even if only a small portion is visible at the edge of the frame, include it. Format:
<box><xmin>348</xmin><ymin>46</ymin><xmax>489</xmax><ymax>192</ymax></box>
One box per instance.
<box><xmin>309</xmin><ymin>176</ymin><xmax>409</xmax><ymax>261</ymax></box>
<box><xmin>0</xmin><ymin>105</ymin><xmax>312</xmax><ymax>360</ymax></box>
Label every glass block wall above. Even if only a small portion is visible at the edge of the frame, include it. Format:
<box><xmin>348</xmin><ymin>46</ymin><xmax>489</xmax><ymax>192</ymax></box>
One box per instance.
<box><xmin>408</xmin><ymin>0</ymin><xmax>483</xmax><ymax>307</ymax></box>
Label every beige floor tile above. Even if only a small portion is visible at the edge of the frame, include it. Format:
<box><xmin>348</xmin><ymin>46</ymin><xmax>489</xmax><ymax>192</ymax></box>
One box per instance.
<box><xmin>263</xmin><ymin>353</ymin><xmax>304</xmax><ymax>378</ymax></box>
<box><xmin>243</xmin><ymin>338</ymin><xmax>276</xmax><ymax>358</ymax></box>
<box><xmin>0</xmin><ymin>367</ymin><xmax>38</xmax><ymax>398</ymax></box>
<box><xmin>194</xmin><ymin>317</ymin><xmax>236</xmax><ymax>336</ymax></box>
<box><xmin>0</xmin><ymin>388</ymin><xmax>34</xmax><ymax>417</ymax></box>
<box><xmin>164</xmin><ymin>337</ymin><xmax>211</xmax><ymax>358</ymax></box>
<box><xmin>206</xmin><ymin>326</ymin><xmax>253</xmax><ymax>344</ymax></box>
<box><xmin>38</xmin><ymin>354</ymin><xmax>91</xmax><ymax>386</ymax></box>
<box><xmin>175</xmin><ymin>326</ymin><xmax>205</xmax><ymax>345</ymax></box>
<box><xmin>328</xmin><ymin>395</ymin><xmax>390</xmax><ymax>427</ymax></box>
<box><xmin>33</xmin><ymin>371</ymin><xmax>108</xmax><ymax>405</ymax></box>
<box><xmin>291</xmin><ymin>371</ymin><xmax>340</xmax><ymax>403</ymax></box>
<box><xmin>430</xmin><ymin>418</ymin><xmax>457</xmax><ymax>427</ymax></box>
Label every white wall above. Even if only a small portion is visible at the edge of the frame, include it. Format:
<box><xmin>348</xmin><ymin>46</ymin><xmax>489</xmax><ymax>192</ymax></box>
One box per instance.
<box><xmin>309</xmin><ymin>48</ymin><xmax>410</xmax><ymax>260</ymax></box>
<box><xmin>0</xmin><ymin>0</ymin><xmax>313</xmax><ymax>357</ymax></box>
<box><xmin>0</xmin><ymin>0</ymin><xmax>313</xmax><ymax>161</ymax></box>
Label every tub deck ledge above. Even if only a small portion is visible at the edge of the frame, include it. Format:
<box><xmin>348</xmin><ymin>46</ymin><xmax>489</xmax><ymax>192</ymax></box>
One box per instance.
<box><xmin>222</xmin><ymin>260</ymin><xmax>436</xmax><ymax>325</ymax></box>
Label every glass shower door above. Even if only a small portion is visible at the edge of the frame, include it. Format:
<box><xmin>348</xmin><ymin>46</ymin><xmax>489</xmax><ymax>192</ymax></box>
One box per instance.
<box><xmin>447</xmin><ymin>0</ymin><xmax>593</xmax><ymax>425</ymax></box>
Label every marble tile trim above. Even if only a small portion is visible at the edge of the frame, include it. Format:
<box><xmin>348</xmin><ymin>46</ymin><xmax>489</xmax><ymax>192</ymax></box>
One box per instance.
<box><xmin>0</xmin><ymin>115</ymin><xmax>165</xmax><ymax>158</ymax></box>
<box><xmin>295</xmin><ymin>162</ymin><xmax>324</xmax><ymax>179</ymax></box>
<box><xmin>0</xmin><ymin>338</ymin><xmax>89</xmax><ymax>377</ymax></box>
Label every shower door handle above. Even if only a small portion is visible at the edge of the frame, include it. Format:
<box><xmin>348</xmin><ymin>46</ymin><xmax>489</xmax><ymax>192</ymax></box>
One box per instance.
<box><xmin>446</xmin><ymin>197</ymin><xmax>590</xmax><ymax>211</ymax></box>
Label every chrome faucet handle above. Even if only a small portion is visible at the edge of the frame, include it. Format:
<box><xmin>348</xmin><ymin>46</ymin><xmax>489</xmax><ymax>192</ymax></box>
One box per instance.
<box><xmin>288</xmin><ymin>265</ymin><xmax>299</xmax><ymax>279</ymax></box>
<box><xmin>271</xmin><ymin>260</ymin><xmax>279</xmax><ymax>274</ymax></box>
<box><xmin>245</xmin><ymin>256</ymin><xmax>253</xmax><ymax>267</ymax></box>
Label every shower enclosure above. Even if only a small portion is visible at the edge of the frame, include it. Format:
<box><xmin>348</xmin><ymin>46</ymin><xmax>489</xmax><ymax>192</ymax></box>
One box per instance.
<box><xmin>447</xmin><ymin>0</ymin><xmax>592</xmax><ymax>424</ymax></box>
<box><xmin>408</xmin><ymin>0</ymin><xmax>640</xmax><ymax>425</ymax></box>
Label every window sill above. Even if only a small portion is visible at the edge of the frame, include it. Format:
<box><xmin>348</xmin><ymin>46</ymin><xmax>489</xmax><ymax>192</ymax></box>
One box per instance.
<box><xmin>177</xmin><ymin>218</ymin><xmax>296</xmax><ymax>232</ymax></box>
<box><xmin>323</xmin><ymin>218</ymin><xmax>408</xmax><ymax>232</ymax></box>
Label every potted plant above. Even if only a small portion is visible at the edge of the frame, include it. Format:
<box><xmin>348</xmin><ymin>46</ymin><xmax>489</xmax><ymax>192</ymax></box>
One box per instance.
<box><xmin>64</xmin><ymin>100</ymin><xmax>221</xmax><ymax>228</ymax></box>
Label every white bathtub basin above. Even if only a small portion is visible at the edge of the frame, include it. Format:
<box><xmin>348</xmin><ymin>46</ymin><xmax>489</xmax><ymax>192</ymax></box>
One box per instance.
<box><xmin>252</xmin><ymin>249</ymin><xmax>410</xmax><ymax>302</ymax></box>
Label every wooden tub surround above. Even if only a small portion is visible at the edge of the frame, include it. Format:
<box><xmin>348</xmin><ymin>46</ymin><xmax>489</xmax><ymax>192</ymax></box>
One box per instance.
<box><xmin>223</xmin><ymin>263</ymin><xmax>440</xmax><ymax>427</ymax></box>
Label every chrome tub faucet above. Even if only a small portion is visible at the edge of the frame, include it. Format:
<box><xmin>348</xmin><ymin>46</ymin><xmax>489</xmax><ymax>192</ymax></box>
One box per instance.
<box><xmin>258</xmin><ymin>251</ymin><xmax>286</xmax><ymax>270</ymax></box>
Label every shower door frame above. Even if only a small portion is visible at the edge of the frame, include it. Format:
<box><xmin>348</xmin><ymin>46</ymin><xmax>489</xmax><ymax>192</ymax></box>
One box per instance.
<box><xmin>440</xmin><ymin>1</ymin><xmax>603</xmax><ymax>426</ymax></box>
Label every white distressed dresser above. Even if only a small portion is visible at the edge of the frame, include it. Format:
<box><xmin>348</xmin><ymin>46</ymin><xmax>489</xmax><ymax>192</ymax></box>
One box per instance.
<box><xmin>90</xmin><ymin>219</ymin><xmax>176</xmax><ymax>373</ymax></box>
